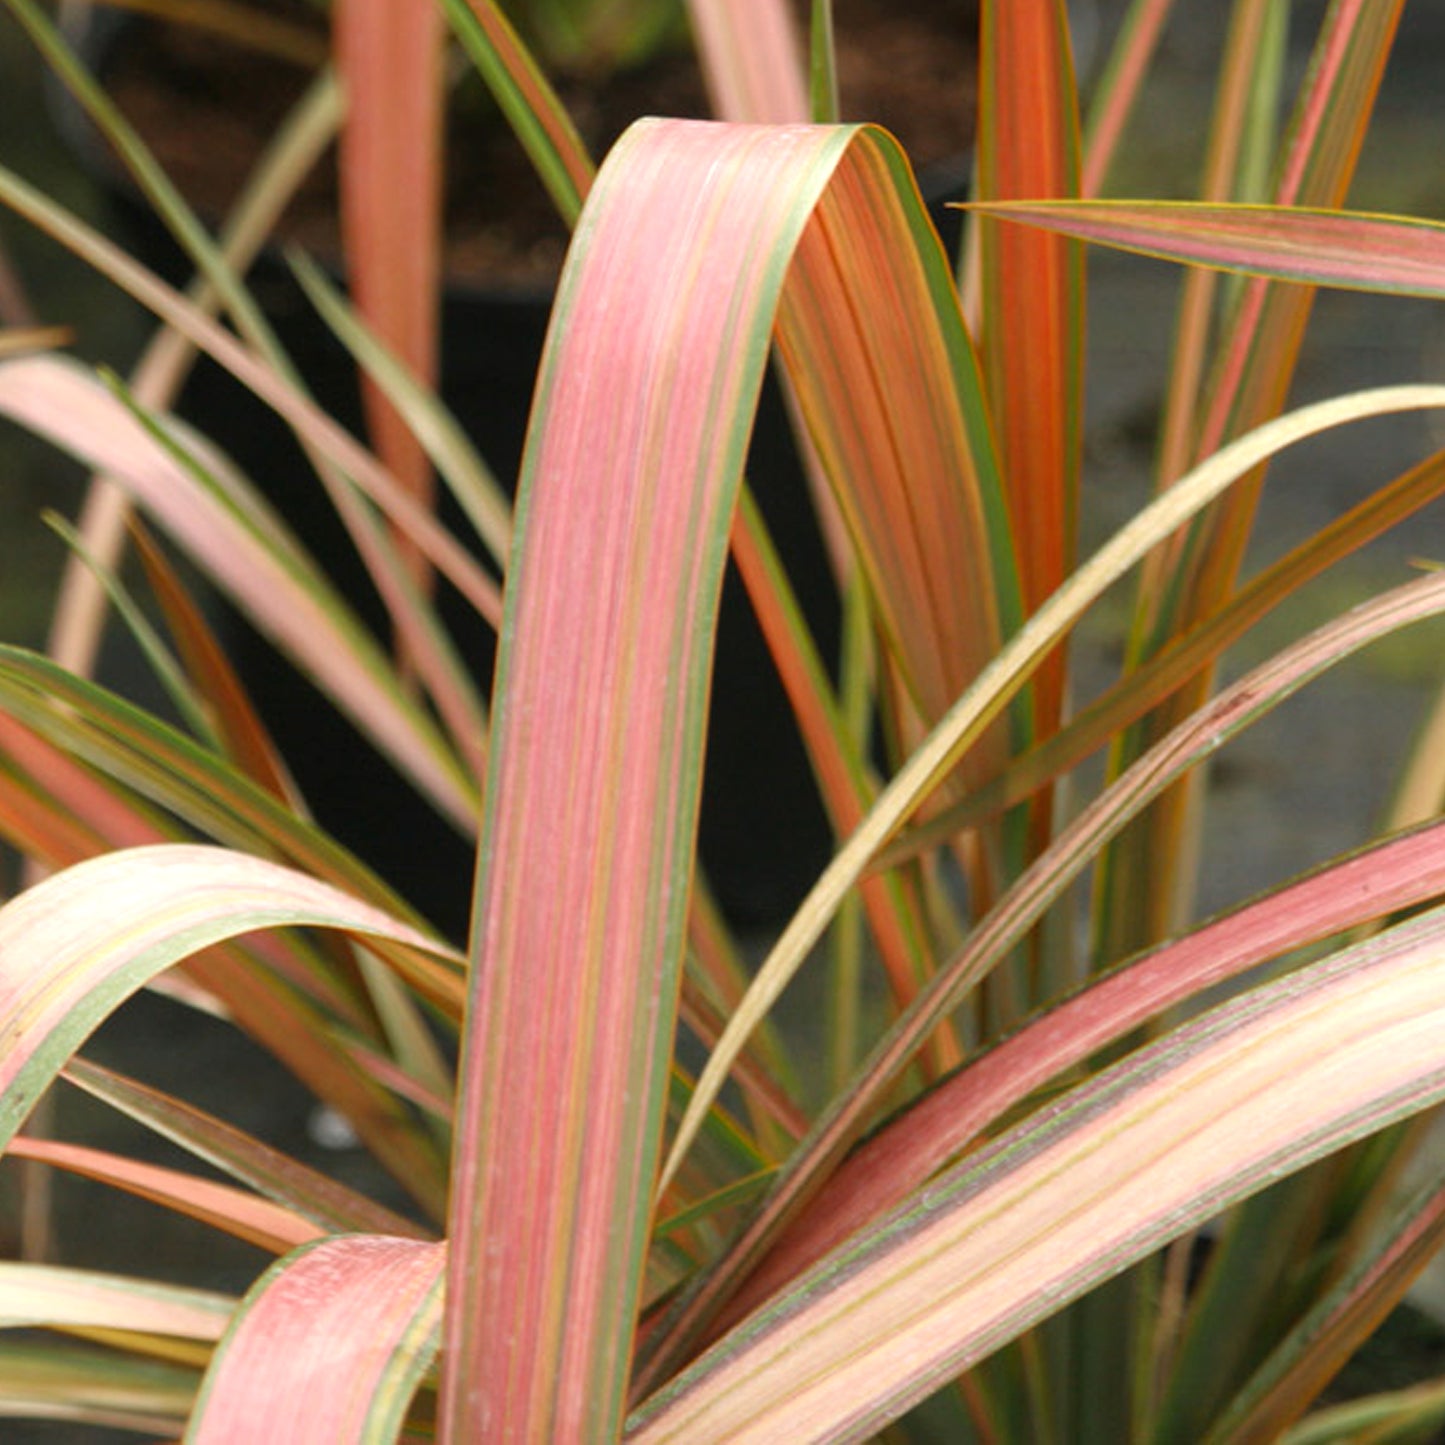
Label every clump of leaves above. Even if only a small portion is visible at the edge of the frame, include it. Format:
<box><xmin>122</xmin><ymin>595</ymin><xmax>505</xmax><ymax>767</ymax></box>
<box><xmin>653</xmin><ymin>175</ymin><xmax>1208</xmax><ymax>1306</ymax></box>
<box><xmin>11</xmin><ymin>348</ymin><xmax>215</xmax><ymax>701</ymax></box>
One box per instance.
<box><xmin>0</xmin><ymin>0</ymin><xmax>1444</xmax><ymax>1440</ymax></box>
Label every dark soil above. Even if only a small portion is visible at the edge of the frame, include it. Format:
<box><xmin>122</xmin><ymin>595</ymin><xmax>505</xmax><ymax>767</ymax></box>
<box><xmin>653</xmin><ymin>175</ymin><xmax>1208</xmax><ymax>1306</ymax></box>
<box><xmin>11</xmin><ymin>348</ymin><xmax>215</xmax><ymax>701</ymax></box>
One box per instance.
<box><xmin>99</xmin><ymin>0</ymin><xmax>979</xmax><ymax>288</ymax></box>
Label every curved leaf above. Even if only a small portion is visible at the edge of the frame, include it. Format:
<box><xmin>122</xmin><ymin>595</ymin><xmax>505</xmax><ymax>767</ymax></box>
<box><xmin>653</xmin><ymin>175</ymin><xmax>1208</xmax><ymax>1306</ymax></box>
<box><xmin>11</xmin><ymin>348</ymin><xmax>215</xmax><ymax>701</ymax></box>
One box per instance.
<box><xmin>0</xmin><ymin>356</ymin><xmax>479</xmax><ymax>831</ymax></box>
<box><xmin>0</xmin><ymin>843</ymin><xmax>460</xmax><ymax>1153</ymax></box>
<box><xmin>6</xmin><ymin>1135</ymin><xmax>324</xmax><ymax>1253</ymax></box>
<box><xmin>440</xmin><ymin>115</ymin><xmax>1022</xmax><ymax>1441</ymax></box>
<box><xmin>722</xmin><ymin>819</ymin><xmax>1445</xmax><ymax>1333</ymax></box>
<box><xmin>641</xmin><ymin>568</ymin><xmax>1445</xmax><ymax>1380</ymax></box>
<box><xmin>63</xmin><ymin>1056</ymin><xmax>428</xmax><ymax>1239</ymax></box>
<box><xmin>187</xmin><ymin>1235</ymin><xmax>443</xmax><ymax>1443</ymax></box>
<box><xmin>660</xmin><ymin>383</ymin><xmax>1445</xmax><ymax>1212</ymax></box>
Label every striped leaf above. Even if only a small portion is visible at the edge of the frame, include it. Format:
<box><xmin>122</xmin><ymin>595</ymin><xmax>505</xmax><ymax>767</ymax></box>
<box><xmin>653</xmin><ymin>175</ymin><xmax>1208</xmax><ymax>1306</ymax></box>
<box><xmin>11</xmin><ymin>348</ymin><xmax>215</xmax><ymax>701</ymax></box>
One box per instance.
<box><xmin>975</xmin><ymin>0</ymin><xmax>1084</xmax><ymax>740</ymax></box>
<box><xmin>969</xmin><ymin>199</ymin><xmax>1445</xmax><ymax>298</ymax></box>
<box><xmin>441</xmin><ymin>115</ymin><xmax>1021</xmax><ymax>1440</ymax></box>
<box><xmin>629</xmin><ymin>904</ymin><xmax>1445</xmax><ymax>1440</ymax></box>
<box><xmin>6</xmin><ymin>1135</ymin><xmax>324</xmax><ymax>1253</ymax></box>
<box><xmin>334</xmin><ymin>0</ymin><xmax>444</xmax><ymax>589</ymax></box>
<box><xmin>0</xmin><ymin>1261</ymin><xmax>233</xmax><ymax>1340</ymax></box>
<box><xmin>187</xmin><ymin>1235</ymin><xmax>443</xmax><ymax>1443</ymax></box>
<box><xmin>0</xmin><ymin>844</ymin><xmax>458</xmax><ymax>1155</ymax></box>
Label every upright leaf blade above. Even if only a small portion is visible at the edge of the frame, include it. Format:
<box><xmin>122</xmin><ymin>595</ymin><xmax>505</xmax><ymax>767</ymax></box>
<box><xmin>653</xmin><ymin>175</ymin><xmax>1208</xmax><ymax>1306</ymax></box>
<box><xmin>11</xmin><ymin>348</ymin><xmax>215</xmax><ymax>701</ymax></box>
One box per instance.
<box><xmin>441</xmin><ymin>118</ymin><xmax>856</xmax><ymax>1442</ymax></box>
<box><xmin>440</xmin><ymin>115</ymin><xmax>1033</xmax><ymax>1436</ymax></box>
<box><xmin>686</xmin><ymin>0</ymin><xmax>809</xmax><ymax>124</ymax></box>
<box><xmin>441</xmin><ymin>0</ymin><xmax>594</xmax><ymax>223</ymax></box>
<box><xmin>975</xmin><ymin>0</ymin><xmax>1083</xmax><ymax>736</ymax></box>
<box><xmin>334</xmin><ymin>0</ymin><xmax>444</xmax><ymax>590</ymax></box>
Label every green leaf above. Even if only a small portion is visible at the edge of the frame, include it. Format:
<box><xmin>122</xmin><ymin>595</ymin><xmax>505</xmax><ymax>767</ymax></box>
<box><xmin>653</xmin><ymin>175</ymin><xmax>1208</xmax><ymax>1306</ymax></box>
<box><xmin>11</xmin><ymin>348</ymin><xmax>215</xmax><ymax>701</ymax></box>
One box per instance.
<box><xmin>63</xmin><ymin>1056</ymin><xmax>429</xmax><ymax>1240</ymax></box>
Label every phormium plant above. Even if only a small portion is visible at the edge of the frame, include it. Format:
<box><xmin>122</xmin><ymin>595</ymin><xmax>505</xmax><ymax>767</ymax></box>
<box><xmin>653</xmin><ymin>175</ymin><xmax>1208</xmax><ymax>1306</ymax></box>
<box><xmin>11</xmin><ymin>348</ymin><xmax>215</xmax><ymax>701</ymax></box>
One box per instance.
<box><xmin>0</xmin><ymin>0</ymin><xmax>1444</xmax><ymax>1439</ymax></box>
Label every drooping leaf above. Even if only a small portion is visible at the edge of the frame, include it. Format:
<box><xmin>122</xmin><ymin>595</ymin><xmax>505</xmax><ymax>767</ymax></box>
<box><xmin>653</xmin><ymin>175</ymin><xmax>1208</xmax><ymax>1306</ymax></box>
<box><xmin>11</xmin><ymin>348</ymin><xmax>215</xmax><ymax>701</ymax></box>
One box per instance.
<box><xmin>441</xmin><ymin>117</ymin><xmax>851</xmax><ymax>1442</ymax></box>
<box><xmin>658</xmin><ymin>383</ymin><xmax>1445</xmax><ymax>1222</ymax></box>
<box><xmin>5</xmin><ymin>1135</ymin><xmax>324</xmax><ymax>1253</ymax></box>
<box><xmin>0</xmin><ymin>646</ymin><xmax>465</xmax><ymax>1004</ymax></box>
<box><xmin>0</xmin><ymin>844</ymin><xmax>458</xmax><ymax>1156</ymax></box>
<box><xmin>0</xmin><ymin>164</ymin><xmax>504</xmax><ymax>631</ymax></box>
<box><xmin>886</xmin><ymin>444</ymin><xmax>1445</xmax><ymax>856</ymax></box>
<box><xmin>0</xmin><ymin>1261</ymin><xmax>233</xmax><ymax>1340</ymax></box>
<box><xmin>46</xmin><ymin>66</ymin><xmax>343</xmax><ymax>684</ymax></box>
<box><xmin>63</xmin><ymin>1056</ymin><xmax>430</xmax><ymax>1239</ymax></box>
<box><xmin>1097</xmin><ymin>0</ymin><xmax>1406</xmax><ymax>954</ymax></box>
<box><xmin>722</xmin><ymin>818</ymin><xmax>1445</xmax><ymax>1334</ymax></box>
<box><xmin>642</xmin><ymin>564</ymin><xmax>1445</xmax><ymax>1381</ymax></box>
<box><xmin>0</xmin><ymin>355</ymin><xmax>480</xmax><ymax>831</ymax></box>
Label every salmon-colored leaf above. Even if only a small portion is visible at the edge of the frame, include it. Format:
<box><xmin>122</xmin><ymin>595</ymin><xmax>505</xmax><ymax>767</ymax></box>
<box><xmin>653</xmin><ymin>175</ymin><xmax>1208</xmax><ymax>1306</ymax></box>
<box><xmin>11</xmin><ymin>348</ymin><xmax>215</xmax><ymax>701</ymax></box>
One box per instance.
<box><xmin>188</xmin><ymin>1235</ymin><xmax>443</xmax><ymax>1443</ymax></box>
<box><xmin>644</xmin><ymin>560</ymin><xmax>1445</xmax><ymax>1375</ymax></box>
<box><xmin>0</xmin><ymin>355</ymin><xmax>479</xmax><ymax>831</ymax></box>
<box><xmin>441</xmin><ymin>116</ymin><xmax>1026</xmax><ymax>1440</ymax></box>
<box><xmin>728</xmin><ymin>819</ymin><xmax>1445</xmax><ymax>1330</ymax></box>
<box><xmin>657</xmin><ymin>383</ymin><xmax>1445</xmax><ymax>1236</ymax></box>
<box><xmin>6</xmin><ymin>1135</ymin><xmax>323</xmax><ymax>1253</ymax></box>
<box><xmin>971</xmin><ymin>199</ymin><xmax>1445</xmax><ymax>298</ymax></box>
<box><xmin>687</xmin><ymin>0</ymin><xmax>809</xmax><ymax>124</ymax></box>
<box><xmin>335</xmin><ymin>0</ymin><xmax>443</xmax><ymax>591</ymax></box>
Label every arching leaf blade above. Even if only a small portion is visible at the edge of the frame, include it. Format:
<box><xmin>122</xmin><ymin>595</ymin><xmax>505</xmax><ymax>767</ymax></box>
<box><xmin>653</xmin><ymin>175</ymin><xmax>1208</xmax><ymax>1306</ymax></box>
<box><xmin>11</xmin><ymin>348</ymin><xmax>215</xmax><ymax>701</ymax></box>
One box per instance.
<box><xmin>0</xmin><ymin>844</ymin><xmax>459</xmax><ymax>1157</ymax></box>
<box><xmin>186</xmin><ymin>1235</ymin><xmax>443</xmax><ymax>1444</ymax></box>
